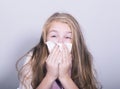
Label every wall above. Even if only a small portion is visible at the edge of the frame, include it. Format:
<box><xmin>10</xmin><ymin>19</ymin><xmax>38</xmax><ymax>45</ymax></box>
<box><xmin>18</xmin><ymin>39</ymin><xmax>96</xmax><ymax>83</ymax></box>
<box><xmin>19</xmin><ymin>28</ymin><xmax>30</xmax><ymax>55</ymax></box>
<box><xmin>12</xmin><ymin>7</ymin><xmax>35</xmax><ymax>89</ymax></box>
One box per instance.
<box><xmin>0</xmin><ymin>0</ymin><xmax>120</xmax><ymax>89</ymax></box>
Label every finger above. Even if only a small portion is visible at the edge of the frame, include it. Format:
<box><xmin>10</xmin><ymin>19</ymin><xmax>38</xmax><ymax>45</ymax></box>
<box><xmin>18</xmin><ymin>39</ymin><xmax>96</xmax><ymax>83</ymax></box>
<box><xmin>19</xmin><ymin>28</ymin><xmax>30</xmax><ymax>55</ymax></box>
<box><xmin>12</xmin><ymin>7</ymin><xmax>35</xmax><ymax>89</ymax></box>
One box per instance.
<box><xmin>55</xmin><ymin>51</ymin><xmax>62</xmax><ymax>64</ymax></box>
<box><xmin>50</xmin><ymin>45</ymin><xmax>61</xmax><ymax>63</ymax></box>
<box><xmin>51</xmin><ymin>44</ymin><xmax>59</xmax><ymax>56</ymax></box>
<box><xmin>52</xmin><ymin>49</ymin><xmax>61</xmax><ymax>63</ymax></box>
<box><xmin>62</xmin><ymin>44</ymin><xmax>69</xmax><ymax>61</ymax></box>
<box><xmin>69</xmin><ymin>55</ymin><xmax>72</xmax><ymax>69</ymax></box>
<box><xmin>63</xmin><ymin>43</ymin><xmax>69</xmax><ymax>54</ymax></box>
<box><xmin>61</xmin><ymin>47</ymin><xmax>65</xmax><ymax>62</ymax></box>
<box><xmin>46</xmin><ymin>44</ymin><xmax>59</xmax><ymax>62</ymax></box>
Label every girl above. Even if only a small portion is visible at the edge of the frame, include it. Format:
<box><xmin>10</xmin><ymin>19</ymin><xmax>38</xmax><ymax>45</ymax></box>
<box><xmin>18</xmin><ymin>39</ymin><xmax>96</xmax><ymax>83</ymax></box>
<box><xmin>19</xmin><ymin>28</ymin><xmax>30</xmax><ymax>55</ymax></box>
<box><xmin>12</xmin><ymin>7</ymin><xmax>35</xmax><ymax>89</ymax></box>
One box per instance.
<box><xmin>16</xmin><ymin>12</ymin><xmax>101</xmax><ymax>89</ymax></box>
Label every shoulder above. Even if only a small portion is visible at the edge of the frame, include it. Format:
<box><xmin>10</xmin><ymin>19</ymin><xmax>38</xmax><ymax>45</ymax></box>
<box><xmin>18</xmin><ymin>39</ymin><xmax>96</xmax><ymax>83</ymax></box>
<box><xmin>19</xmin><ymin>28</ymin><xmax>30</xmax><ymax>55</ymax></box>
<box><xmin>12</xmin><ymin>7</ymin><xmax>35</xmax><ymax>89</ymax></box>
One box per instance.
<box><xmin>24</xmin><ymin>51</ymin><xmax>33</xmax><ymax>64</ymax></box>
<box><xmin>21</xmin><ymin>51</ymin><xmax>33</xmax><ymax>77</ymax></box>
<box><xmin>18</xmin><ymin>52</ymin><xmax>33</xmax><ymax>89</ymax></box>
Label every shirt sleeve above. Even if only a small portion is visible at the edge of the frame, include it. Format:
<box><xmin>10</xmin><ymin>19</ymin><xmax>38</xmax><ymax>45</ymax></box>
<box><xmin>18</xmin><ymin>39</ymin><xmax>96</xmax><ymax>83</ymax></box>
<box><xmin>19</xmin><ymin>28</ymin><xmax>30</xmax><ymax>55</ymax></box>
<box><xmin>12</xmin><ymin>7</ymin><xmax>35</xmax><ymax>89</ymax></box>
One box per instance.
<box><xmin>17</xmin><ymin>52</ymin><xmax>33</xmax><ymax>89</ymax></box>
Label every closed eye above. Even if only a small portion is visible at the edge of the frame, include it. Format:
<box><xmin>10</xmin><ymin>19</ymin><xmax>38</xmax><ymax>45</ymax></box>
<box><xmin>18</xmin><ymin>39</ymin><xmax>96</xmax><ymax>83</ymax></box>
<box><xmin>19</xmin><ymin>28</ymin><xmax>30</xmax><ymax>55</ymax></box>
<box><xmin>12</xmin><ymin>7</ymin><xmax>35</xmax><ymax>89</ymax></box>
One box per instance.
<box><xmin>51</xmin><ymin>35</ymin><xmax>57</xmax><ymax>37</ymax></box>
<box><xmin>65</xmin><ymin>37</ymin><xmax>72</xmax><ymax>39</ymax></box>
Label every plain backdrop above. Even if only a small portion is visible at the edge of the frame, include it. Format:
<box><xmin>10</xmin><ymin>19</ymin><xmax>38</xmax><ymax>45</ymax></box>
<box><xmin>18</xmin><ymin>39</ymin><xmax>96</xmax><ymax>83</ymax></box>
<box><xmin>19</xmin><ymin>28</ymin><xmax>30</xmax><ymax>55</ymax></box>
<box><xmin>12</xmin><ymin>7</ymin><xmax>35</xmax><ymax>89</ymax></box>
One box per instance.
<box><xmin>0</xmin><ymin>0</ymin><xmax>120</xmax><ymax>89</ymax></box>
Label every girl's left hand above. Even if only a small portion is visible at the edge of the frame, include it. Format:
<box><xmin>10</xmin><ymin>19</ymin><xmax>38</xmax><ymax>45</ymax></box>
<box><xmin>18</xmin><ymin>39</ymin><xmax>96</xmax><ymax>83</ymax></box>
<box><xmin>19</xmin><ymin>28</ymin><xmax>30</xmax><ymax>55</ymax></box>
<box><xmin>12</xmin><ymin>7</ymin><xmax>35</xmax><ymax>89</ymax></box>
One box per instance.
<box><xmin>58</xmin><ymin>44</ymin><xmax>72</xmax><ymax>79</ymax></box>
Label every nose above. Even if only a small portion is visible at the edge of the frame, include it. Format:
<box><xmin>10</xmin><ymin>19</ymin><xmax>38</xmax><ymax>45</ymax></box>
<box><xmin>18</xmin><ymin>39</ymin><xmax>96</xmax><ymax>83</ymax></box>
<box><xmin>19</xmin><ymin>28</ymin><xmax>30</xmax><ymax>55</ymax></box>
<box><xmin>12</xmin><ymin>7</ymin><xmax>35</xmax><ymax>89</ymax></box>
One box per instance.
<box><xmin>58</xmin><ymin>37</ymin><xmax>63</xmax><ymax>43</ymax></box>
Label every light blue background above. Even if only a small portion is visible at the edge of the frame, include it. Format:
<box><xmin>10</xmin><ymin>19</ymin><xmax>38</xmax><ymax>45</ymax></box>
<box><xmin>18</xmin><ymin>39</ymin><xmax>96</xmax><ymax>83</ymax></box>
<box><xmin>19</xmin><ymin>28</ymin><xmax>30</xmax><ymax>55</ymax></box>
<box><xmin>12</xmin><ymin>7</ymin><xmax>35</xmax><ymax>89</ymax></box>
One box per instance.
<box><xmin>0</xmin><ymin>0</ymin><xmax>120</xmax><ymax>89</ymax></box>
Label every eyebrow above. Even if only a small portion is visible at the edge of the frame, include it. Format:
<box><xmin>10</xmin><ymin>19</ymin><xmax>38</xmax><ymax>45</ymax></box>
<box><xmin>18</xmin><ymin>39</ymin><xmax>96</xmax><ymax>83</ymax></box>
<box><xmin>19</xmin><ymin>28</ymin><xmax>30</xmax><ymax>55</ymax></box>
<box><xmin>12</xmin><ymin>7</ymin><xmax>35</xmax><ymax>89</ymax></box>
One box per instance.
<box><xmin>48</xmin><ymin>29</ymin><xmax>72</xmax><ymax>33</ymax></box>
<box><xmin>48</xmin><ymin>30</ymin><xmax>57</xmax><ymax>33</ymax></box>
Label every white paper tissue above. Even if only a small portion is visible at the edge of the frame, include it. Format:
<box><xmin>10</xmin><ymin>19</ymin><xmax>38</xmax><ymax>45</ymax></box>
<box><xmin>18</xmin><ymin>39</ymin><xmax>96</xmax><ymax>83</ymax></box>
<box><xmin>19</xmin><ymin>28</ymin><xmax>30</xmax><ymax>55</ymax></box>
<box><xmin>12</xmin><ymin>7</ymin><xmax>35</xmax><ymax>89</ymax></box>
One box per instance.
<box><xmin>45</xmin><ymin>41</ymin><xmax>72</xmax><ymax>53</ymax></box>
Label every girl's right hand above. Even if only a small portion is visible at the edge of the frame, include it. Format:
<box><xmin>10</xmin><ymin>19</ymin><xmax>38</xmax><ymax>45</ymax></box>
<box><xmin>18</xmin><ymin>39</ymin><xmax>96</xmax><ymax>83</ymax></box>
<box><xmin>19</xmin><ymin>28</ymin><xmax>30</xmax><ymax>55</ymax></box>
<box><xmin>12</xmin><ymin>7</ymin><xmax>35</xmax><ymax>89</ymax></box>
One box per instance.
<box><xmin>45</xmin><ymin>45</ymin><xmax>61</xmax><ymax>80</ymax></box>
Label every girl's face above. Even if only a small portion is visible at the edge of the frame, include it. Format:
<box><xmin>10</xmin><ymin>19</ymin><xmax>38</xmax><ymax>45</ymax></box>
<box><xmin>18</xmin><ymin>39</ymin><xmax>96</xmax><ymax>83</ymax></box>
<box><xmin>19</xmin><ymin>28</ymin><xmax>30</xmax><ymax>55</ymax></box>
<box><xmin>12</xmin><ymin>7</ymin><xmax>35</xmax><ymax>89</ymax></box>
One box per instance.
<box><xmin>47</xmin><ymin>22</ymin><xmax>72</xmax><ymax>43</ymax></box>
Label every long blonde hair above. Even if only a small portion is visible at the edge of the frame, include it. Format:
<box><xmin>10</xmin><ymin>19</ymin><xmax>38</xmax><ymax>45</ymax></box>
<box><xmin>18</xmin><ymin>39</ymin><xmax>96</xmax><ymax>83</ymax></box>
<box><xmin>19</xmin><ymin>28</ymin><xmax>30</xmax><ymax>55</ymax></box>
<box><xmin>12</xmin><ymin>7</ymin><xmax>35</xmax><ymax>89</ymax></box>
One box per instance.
<box><xmin>16</xmin><ymin>12</ymin><xmax>101</xmax><ymax>89</ymax></box>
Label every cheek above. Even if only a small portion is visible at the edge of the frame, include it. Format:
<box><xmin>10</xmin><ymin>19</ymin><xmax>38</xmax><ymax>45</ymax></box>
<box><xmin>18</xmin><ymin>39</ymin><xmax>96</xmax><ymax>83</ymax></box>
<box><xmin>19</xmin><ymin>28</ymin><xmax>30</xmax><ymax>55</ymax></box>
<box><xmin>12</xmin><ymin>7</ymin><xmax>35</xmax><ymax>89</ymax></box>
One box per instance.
<box><xmin>64</xmin><ymin>39</ymin><xmax>72</xmax><ymax>43</ymax></box>
<box><xmin>46</xmin><ymin>37</ymin><xmax>58</xmax><ymax>43</ymax></box>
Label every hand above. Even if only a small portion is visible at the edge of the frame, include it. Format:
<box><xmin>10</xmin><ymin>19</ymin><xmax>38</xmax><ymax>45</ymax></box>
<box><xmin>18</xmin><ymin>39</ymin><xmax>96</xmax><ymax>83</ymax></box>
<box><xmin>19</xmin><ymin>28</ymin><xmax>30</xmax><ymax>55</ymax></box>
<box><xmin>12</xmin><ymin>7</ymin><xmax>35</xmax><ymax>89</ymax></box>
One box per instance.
<box><xmin>58</xmin><ymin>44</ymin><xmax>72</xmax><ymax>79</ymax></box>
<box><xmin>46</xmin><ymin>45</ymin><xmax>61</xmax><ymax>80</ymax></box>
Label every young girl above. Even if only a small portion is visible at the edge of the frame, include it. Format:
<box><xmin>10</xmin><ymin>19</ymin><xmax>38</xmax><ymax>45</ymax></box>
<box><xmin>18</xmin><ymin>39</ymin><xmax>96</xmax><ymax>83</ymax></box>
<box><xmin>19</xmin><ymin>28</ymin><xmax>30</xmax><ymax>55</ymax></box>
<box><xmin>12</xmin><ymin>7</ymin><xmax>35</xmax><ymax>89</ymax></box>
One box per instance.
<box><xmin>16</xmin><ymin>12</ymin><xmax>101</xmax><ymax>89</ymax></box>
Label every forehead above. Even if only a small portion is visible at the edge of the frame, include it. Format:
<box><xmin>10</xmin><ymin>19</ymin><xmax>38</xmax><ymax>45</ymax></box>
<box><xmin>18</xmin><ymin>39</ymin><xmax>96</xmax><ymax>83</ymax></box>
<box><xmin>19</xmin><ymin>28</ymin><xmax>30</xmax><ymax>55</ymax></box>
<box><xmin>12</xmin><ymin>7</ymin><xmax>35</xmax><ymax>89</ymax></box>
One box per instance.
<box><xmin>48</xmin><ymin>21</ymin><xmax>71</xmax><ymax>33</ymax></box>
